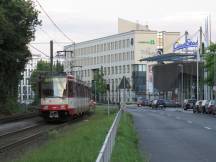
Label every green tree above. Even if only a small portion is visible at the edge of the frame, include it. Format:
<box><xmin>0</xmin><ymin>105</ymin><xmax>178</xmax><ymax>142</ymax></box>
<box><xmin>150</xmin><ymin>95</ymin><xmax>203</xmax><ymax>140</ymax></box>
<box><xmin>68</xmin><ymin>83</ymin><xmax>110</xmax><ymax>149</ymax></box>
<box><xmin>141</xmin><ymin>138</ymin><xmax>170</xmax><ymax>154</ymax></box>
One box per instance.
<box><xmin>204</xmin><ymin>43</ymin><xmax>216</xmax><ymax>87</ymax></box>
<box><xmin>0</xmin><ymin>0</ymin><xmax>41</xmax><ymax>113</ymax></box>
<box><xmin>30</xmin><ymin>60</ymin><xmax>64</xmax><ymax>104</ymax></box>
<box><xmin>93</xmin><ymin>69</ymin><xmax>107</xmax><ymax>101</ymax></box>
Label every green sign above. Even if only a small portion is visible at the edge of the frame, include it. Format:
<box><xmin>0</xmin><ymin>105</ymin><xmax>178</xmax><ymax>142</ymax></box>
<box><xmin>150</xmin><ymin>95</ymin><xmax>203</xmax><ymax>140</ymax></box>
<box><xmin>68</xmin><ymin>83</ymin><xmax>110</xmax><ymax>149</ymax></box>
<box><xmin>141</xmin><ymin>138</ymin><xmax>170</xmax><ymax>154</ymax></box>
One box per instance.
<box><xmin>139</xmin><ymin>40</ymin><xmax>155</xmax><ymax>45</ymax></box>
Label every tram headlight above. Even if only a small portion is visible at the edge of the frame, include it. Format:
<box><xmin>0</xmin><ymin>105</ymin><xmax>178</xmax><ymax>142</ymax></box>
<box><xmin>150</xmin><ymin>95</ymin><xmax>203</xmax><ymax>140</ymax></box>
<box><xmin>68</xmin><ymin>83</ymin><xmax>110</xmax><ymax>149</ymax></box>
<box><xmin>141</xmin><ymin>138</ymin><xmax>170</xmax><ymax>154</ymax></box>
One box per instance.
<box><xmin>60</xmin><ymin>105</ymin><xmax>65</xmax><ymax>109</ymax></box>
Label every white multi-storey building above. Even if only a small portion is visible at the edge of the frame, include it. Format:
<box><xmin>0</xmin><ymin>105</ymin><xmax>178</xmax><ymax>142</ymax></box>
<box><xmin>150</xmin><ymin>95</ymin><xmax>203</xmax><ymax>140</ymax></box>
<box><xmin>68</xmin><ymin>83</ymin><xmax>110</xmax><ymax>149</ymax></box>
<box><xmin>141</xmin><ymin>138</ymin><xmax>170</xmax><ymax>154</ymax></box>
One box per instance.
<box><xmin>64</xmin><ymin>19</ymin><xmax>180</xmax><ymax>102</ymax></box>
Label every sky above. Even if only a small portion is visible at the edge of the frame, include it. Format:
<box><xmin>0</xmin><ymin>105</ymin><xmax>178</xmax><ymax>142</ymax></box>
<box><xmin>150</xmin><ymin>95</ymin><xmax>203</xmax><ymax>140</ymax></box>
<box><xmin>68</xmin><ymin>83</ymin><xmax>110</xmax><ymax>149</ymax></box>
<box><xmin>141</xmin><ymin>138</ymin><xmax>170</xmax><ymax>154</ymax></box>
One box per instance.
<box><xmin>30</xmin><ymin>0</ymin><xmax>216</xmax><ymax>57</ymax></box>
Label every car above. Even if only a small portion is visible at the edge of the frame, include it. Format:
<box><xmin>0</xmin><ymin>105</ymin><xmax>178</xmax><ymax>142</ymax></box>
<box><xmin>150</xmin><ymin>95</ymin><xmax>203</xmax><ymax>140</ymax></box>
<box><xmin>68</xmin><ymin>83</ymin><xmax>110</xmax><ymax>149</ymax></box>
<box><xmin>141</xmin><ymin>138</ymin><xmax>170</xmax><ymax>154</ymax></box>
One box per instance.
<box><xmin>151</xmin><ymin>99</ymin><xmax>166</xmax><ymax>109</ymax></box>
<box><xmin>184</xmin><ymin>99</ymin><xmax>196</xmax><ymax>110</ymax></box>
<box><xmin>165</xmin><ymin>100</ymin><xmax>179</xmax><ymax>107</ymax></box>
<box><xmin>137</xmin><ymin>97</ymin><xmax>149</xmax><ymax>107</ymax></box>
<box><xmin>193</xmin><ymin>100</ymin><xmax>202</xmax><ymax>113</ymax></box>
<box><xmin>201</xmin><ymin>100</ymin><xmax>209</xmax><ymax>113</ymax></box>
<box><xmin>207</xmin><ymin>100</ymin><xmax>216</xmax><ymax>114</ymax></box>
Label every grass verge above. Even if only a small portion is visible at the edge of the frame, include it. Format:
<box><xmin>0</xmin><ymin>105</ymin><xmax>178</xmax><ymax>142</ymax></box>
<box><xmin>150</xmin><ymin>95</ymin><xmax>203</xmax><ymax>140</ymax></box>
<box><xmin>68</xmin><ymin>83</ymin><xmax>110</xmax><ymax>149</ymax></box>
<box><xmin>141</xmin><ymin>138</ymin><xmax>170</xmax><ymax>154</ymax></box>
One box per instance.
<box><xmin>15</xmin><ymin>106</ymin><xmax>117</xmax><ymax>162</ymax></box>
<box><xmin>111</xmin><ymin>112</ymin><xmax>145</xmax><ymax>162</ymax></box>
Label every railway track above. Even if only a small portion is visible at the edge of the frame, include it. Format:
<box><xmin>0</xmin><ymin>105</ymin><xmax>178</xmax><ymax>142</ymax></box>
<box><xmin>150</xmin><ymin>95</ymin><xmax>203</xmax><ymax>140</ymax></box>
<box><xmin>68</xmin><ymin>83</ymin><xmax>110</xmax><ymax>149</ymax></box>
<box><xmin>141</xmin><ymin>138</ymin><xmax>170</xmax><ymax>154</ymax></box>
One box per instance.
<box><xmin>0</xmin><ymin>121</ymin><xmax>72</xmax><ymax>153</ymax></box>
<box><xmin>0</xmin><ymin>112</ymin><xmax>39</xmax><ymax>124</ymax></box>
<box><xmin>0</xmin><ymin>112</ymin><xmax>93</xmax><ymax>153</ymax></box>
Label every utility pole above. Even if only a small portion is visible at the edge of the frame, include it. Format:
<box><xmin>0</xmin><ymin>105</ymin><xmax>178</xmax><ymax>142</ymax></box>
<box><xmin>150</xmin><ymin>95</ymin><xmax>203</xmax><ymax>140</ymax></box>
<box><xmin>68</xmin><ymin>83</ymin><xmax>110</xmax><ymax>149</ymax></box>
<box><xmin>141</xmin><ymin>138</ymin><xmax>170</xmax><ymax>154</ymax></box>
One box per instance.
<box><xmin>185</xmin><ymin>31</ymin><xmax>189</xmax><ymax>54</ymax></box>
<box><xmin>197</xmin><ymin>27</ymin><xmax>202</xmax><ymax>100</ymax></box>
<box><xmin>50</xmin><ymin>40</ymin><xmax>53</xmax><ymax>73</ymax></box>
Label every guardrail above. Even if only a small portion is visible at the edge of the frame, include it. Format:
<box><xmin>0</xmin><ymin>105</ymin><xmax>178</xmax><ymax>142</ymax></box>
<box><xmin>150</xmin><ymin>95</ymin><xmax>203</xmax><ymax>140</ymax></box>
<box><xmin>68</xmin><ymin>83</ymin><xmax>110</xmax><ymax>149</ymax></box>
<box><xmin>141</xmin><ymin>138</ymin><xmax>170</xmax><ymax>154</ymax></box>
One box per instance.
<box><xmin>96</xmin><ymin>109</ymin><xmax>122</xmax><ymax>162</ymax></box>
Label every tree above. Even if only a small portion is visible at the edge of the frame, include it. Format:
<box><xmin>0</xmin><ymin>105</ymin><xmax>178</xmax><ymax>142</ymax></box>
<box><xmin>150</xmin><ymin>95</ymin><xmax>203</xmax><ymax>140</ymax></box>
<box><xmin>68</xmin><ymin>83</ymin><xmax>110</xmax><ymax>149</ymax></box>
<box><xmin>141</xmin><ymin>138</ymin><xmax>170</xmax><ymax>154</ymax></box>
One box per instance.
<box><xmin>204</xmin><ymin>43</ymin><xmax>216</xmax><ymax>87</ymax></box>
<box><xmin>93</xmin><ymin>69</ymin><xmax>107</xmax><ymax>101</ymax></box>
<box><xmin>0</xmin><ymin>0</ymin><xmax>41</xmax><ymax>113</ymax></box>
<box><xmin>30</xmin><ymin>60</ymin><xmax>64</xmax><ymax>104</ymax></box>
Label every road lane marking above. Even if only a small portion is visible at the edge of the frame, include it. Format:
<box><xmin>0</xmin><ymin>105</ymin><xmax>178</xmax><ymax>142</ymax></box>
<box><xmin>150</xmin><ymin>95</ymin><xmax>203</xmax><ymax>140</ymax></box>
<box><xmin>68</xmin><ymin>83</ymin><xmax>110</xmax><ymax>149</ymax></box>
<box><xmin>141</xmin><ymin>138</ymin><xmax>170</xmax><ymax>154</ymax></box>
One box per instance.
<box><xmin>187</xmin><ymin>120</ymin><xmax>192</xmax><ymax>124</ymax></box>
<box><xmin>204</xmin><ymin>127</ymin><xmax>212</xmax><ymax>130</ymax></box>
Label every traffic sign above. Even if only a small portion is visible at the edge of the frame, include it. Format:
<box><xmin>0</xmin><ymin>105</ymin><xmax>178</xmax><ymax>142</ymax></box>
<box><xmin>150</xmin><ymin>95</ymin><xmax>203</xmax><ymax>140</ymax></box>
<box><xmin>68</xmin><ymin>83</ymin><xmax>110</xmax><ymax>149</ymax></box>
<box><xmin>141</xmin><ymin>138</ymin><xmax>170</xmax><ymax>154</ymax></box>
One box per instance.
<box><xmin>118</xmin><ymin>76</ymin><xmax>131</xmax><ymax>89</ymax></box>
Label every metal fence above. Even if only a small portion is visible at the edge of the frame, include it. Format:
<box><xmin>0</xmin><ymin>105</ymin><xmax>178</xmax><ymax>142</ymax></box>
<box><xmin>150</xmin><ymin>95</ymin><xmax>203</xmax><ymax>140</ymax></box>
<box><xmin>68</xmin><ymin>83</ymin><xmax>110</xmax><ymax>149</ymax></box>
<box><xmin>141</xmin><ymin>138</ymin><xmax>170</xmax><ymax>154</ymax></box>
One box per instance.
<box><xmin>96</xmin><ymin>109</ymin><xmax>122</xmax><ymax>162</ymax></box>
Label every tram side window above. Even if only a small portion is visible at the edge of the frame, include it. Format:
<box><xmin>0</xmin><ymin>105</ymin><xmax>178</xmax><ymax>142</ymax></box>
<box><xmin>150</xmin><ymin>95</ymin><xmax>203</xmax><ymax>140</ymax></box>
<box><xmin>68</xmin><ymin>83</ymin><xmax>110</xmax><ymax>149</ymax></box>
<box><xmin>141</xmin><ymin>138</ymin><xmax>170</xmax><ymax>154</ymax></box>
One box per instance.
<box><xmin>68</xmin><ymin>81</ymin><xmax>75</xmax><ymax>97</ymax></box>
<box><xmin>77</xmin><ymin>83</ymin><xmax>81</xmax><ymax>97</ymax></box>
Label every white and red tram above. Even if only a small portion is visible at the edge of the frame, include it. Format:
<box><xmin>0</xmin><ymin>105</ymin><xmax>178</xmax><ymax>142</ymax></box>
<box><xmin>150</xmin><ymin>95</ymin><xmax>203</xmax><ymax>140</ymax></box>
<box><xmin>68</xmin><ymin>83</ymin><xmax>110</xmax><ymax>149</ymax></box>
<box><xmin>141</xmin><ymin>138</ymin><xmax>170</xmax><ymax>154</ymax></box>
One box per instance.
<box><xmin>39</xmin><ymin>73</ymin><xmax>92</xmax><ymax>121</ymax></box>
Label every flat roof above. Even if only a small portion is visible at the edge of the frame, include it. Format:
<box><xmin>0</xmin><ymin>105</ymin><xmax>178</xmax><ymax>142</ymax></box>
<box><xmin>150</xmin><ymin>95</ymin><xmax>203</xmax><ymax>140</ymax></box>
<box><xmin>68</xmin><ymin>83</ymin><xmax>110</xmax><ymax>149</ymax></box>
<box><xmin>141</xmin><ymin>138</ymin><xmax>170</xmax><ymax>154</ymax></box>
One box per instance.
<box><xmin>139</xmin><ymin>53</ymin><xmax>197</xmax><ymax>62</ymax></box>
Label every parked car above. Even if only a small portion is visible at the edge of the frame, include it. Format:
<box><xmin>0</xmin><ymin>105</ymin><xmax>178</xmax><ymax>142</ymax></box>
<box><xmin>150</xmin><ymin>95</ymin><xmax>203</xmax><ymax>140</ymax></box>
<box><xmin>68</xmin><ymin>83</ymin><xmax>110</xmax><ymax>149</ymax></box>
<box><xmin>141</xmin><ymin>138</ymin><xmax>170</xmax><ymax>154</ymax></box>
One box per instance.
<box><xmin>184</xmin><ymin>99</ymin><xmax>196</xmax><ymax>110</ymax></box>
<box><xmin>137</xmin><ymin>97</ymin><xmax>149</xmax><ymax>107</ymax></box>
<box><xmin>152</xmin><ymin>99</ymin><xmax>166</xmax><ymax>109</ymax></box>
<box><xmin>193</xmin><ymin>100</ymin><xmax>202</xmax><ymax>113</ymax></box>
<box><xmin>165</xmin><ymin>100</ymin><xmax>179</xmax><ymax>107</ymax></box>
<box><xmin>207</xmin><ymin>100</ymin><xmax>216</xmax><ymax>114</ymax></box>
<box><xmin>201</xmin><ymin>100</ymin><xmax>209</xmax><ymax>113</ymax></box>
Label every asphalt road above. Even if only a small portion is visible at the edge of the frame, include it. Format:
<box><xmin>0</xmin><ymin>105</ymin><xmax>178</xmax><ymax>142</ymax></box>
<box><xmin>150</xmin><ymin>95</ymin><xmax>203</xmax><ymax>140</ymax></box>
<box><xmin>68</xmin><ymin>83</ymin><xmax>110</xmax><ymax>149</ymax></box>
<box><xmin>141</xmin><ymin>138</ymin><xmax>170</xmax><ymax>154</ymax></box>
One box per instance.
<box><xmin>126</xmin><ymin>106</ymin><xmax>216</xmax><ymax>162</ymax></box>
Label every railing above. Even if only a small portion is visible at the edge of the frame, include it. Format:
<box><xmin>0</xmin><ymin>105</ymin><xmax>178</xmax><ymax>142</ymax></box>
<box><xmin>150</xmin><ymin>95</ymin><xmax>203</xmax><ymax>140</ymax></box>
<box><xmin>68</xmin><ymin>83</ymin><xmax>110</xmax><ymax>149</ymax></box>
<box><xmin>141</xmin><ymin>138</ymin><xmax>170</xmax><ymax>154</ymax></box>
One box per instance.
<box><xmin>96</xmin><ymin>109</ymin><xmax>122</xmax><ymax>162</ymax></box>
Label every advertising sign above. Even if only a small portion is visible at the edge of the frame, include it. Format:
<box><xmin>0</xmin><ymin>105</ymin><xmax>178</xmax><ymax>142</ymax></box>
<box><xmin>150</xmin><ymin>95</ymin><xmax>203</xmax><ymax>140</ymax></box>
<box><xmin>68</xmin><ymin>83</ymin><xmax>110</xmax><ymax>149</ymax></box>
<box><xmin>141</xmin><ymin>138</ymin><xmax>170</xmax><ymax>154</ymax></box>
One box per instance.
<box><xmin>173</xmin><ymin>39</ymin><xmax>198</xmax><ymax>52</ymax></box>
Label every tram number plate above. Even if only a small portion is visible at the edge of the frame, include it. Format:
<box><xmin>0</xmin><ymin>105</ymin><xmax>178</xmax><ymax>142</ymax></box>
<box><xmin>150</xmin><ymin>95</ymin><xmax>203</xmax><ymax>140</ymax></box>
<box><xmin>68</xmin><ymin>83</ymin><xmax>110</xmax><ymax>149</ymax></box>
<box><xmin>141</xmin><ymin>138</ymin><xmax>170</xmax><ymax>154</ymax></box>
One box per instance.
<box><xmin>49</xmin><ymin>111</ymin><xmax>59</xmax><ymax>118</ymax></box>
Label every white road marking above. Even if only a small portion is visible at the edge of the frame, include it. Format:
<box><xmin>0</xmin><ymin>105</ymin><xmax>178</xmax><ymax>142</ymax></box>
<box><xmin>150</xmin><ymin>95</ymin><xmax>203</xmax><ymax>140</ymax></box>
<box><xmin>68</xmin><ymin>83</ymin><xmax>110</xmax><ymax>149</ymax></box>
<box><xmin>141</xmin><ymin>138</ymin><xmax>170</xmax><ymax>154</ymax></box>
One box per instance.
<box><xmin>204</xmin><ymin>127</ymin><xmax>212</xmax><ymax>130</ymax></box>
<box><xmin>187</xmin><ymin>120</ymin><xmax>192</xmax><ymax>124</ymax></box>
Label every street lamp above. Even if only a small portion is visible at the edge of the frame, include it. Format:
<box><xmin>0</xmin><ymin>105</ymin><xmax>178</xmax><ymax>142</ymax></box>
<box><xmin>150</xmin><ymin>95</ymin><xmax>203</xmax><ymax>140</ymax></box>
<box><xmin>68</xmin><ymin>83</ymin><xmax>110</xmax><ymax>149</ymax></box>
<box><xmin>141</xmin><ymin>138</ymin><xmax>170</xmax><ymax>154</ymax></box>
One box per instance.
<box><xmin>178</xmin><ymin>64</ymin><xmax>184</xmax><ymax>109</ymax></box>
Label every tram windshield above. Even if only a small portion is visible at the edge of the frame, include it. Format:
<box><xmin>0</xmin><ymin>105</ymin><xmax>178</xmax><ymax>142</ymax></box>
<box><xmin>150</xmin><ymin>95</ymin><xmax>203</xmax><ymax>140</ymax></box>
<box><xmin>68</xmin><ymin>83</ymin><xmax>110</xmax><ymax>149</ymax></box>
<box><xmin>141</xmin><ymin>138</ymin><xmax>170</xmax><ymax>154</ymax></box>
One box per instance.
<box><xmin>41</xmin><ymin>77</ymin><xmax>67</xmax><ymax>98</ymax></box>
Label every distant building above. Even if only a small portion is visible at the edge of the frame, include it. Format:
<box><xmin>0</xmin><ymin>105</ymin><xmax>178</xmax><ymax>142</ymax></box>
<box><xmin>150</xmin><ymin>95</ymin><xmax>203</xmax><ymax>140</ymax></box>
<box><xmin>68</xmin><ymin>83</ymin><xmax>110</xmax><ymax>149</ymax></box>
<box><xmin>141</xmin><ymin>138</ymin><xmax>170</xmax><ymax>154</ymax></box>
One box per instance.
<box><xmin>64</xmin><ymin>18</ymin><xmax>180</xmax><ymax>102</ymax></box>
<box><xmin>18</xmin><ymin>54</ymin><xmax>64</xmax><ymax>104</ymax></box>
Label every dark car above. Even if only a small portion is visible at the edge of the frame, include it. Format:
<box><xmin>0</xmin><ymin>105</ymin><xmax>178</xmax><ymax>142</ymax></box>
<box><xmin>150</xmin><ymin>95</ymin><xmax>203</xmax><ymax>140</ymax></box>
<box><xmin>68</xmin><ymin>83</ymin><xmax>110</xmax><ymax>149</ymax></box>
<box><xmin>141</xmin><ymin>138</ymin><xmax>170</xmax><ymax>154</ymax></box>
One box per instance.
<box><xmin>207</xmin><ymin>100</ymin><xmax>216</xmax><ymax>114</ymax></box>
<box><xmin>184</xmin><ymin>99</ymin><xmax>196</xmax><ymax>110</ymax></box>
<box><xmin>137</xmin><ymin>98</ymin><xmax>149</xmax><ymax>107</ymax></box>
<box><xmin>152</xmin><ymin>99</ymin><xmax>166</xmax><ymax>109</ymax></box>
<box><xmin>165</xmin><ymin>100</ymin><xmax>180</xmax><ymax>107</ymax></box>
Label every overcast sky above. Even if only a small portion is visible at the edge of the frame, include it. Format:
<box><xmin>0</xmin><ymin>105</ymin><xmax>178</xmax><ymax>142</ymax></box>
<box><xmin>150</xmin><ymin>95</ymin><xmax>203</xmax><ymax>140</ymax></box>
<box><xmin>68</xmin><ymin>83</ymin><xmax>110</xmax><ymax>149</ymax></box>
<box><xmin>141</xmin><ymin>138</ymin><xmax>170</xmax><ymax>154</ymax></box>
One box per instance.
<box><xmin>30</xmin><ymin>0</ymin><xmax>216</xmax><ymax>57</ymax></box>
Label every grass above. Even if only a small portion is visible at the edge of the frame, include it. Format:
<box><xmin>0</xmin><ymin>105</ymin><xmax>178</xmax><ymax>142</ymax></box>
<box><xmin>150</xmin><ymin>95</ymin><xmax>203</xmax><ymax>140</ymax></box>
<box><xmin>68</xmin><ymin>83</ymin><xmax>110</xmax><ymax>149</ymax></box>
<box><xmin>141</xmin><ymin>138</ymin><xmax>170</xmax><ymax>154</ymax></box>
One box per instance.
<box><xmin>111</xmin><ymin>112</ymin><xmax>146</xmax><ymax>162</ymax></box>
<box><xmin>15</xmin><ymin>106</ymin><xmax>118</xmax><ymax>162</ymax></box>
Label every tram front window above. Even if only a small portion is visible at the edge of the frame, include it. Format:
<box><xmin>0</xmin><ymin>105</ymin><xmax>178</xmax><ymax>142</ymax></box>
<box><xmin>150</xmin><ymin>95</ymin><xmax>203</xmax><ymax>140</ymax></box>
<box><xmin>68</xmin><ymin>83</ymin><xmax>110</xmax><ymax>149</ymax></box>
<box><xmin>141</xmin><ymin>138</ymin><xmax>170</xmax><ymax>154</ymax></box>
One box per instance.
<box><xmin>42</xmin><ymin>77</ymin><xmax>66</xmax><ymax>98</ymax></box>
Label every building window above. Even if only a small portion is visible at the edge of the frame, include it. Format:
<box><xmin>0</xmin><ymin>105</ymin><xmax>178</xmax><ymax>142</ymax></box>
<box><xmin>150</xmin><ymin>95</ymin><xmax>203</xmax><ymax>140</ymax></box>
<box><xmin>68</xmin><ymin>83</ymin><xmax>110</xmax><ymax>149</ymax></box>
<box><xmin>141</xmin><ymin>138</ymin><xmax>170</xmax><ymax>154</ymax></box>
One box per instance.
<box><xmin>119</xmin><ymin>40</ymin><xmax>122</xmax><ymax>49</ymax></box>
<box><xmin>123</xmin><ymin>52</ymin><xmax>126</xmax><ymax>61</ymax></box>
<box><xmin>115</xmin><ymin>66</ymin><xmax>118</xmax><ymax>74</ymax></box>
<box><xmin>115</xmin><ymin>54</ymin><xmax>118</xmax><ymax>62</ymax></box>
<box><xmin>127</xmin><ymin>39</ymin><xmax>130</xmax><ymax>47</ymax></box>
<box><xmin>119</xmin><ymin>66</ymin><xmax>122</xmax><ymax>74</ymax></box>
<box><xmin>131</xmin><ymin>51</ymin><xmax>134</xmax><ymax>60</ymax></box>
<box><xmin>123</xmin><ymin>40</ymin><xmax>126</xmax><ymax>48</ymax></box>
<box><xmin>115</xmin><ymin>41</ymin><xmax>117</xmax><ymax>50</ymax></box>
<box><xmin>131</xmin><ymin>38</ymin><xmax>134</xmax><ymax>46</ymax></box>
<box><xmin>119</xmin><ymin>53</ymin><xmax>123</xmax><ymax>61</ymax></box>
<box><xmin>123</xmin><ymin>65</ymin><xmax>126</xmax><ymax>73</ymax></box>
<box><xmin>108</xmin><ymin>67</ymin><xmax>110</xmax><ymax>75</ymax></box>
<box><xmin>127</xmin><ymin>52</ymin><xmax>130</xmax><ymax>60</ymax></box>
<box><xmin>127</xmin><ymin>65</ymin><xmax>130</xmax><ymax>73</ymax></box>
<box><xmin>108</xmin><ymin>43</ymin><xmax>110</xmax><ymax>50</ymax></box>
<box><xmin>112</xmin><ymin>67</ymin><xmax>114</xmax><ymax>74</ymax></box>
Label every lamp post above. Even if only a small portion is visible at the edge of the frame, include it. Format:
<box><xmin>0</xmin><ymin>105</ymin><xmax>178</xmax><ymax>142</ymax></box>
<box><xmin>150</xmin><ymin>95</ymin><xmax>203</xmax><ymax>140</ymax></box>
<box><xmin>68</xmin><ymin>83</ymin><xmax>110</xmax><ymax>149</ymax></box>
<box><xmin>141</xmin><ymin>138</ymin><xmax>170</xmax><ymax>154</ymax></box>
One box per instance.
<box><xmin>178</xmin><ymin>64</ymin><xmax>184</xmax><ymax>109</ymax></box>
<box><xmin>94</xmin><ymin>80</ymin><xmax>96</xmax><ymax>102</ymax></box>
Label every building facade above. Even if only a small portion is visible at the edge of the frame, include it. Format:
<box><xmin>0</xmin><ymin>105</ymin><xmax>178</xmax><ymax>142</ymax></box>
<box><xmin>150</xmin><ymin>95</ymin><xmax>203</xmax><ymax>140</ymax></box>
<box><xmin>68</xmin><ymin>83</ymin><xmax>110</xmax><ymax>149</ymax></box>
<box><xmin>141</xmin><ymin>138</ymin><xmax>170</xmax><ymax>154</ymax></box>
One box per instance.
<box><xmin>64</xmin><ymin>19</ymin><xmax>180</xmax><ymax>102</ymax></box>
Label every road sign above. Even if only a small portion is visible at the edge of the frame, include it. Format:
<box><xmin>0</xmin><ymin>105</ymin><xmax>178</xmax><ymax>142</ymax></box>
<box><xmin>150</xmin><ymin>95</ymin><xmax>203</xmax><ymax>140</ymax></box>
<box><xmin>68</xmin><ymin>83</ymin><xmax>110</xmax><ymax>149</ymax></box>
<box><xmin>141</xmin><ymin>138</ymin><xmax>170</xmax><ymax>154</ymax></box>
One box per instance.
<box><xmin>118</xmin><ymin>76</ymin><xmax>131</xmax><ymax>89</ymax></box>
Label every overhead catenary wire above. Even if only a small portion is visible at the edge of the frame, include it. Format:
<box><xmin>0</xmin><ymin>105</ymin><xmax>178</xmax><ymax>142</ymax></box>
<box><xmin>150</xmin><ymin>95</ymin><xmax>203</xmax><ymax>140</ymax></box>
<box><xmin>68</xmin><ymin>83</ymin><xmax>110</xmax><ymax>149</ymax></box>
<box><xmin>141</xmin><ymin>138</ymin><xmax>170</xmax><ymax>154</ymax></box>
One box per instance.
<box><xmin>29</xmin><ymin>44</ymin><xmax>49</xmax><ymax>58</ymax></box>
<box><xmin>35</xmin><ymin>0</ymin><xmax>74</xmax><ymax>43</ymax></box>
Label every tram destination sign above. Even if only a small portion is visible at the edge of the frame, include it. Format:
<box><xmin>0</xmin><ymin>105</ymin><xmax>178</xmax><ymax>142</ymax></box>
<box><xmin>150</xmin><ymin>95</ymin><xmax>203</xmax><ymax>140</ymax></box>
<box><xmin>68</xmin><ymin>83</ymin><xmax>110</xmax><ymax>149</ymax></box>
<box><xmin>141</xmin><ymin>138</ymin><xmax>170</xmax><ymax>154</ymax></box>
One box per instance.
<box><xmin>173</xmin><ymin>39</ymin><xmax>198</xmax><ymax>52</ymax></box>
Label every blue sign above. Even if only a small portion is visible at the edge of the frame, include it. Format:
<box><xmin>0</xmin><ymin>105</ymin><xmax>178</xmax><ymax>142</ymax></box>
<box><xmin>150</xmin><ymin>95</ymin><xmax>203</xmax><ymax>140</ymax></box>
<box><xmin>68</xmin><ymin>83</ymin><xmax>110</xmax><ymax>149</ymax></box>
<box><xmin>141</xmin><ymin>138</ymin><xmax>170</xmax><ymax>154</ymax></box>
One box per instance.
<box><xmin>173</xmin><ymin>39</ymin><xmax>198</xmax><ymax>52</ymax></box>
